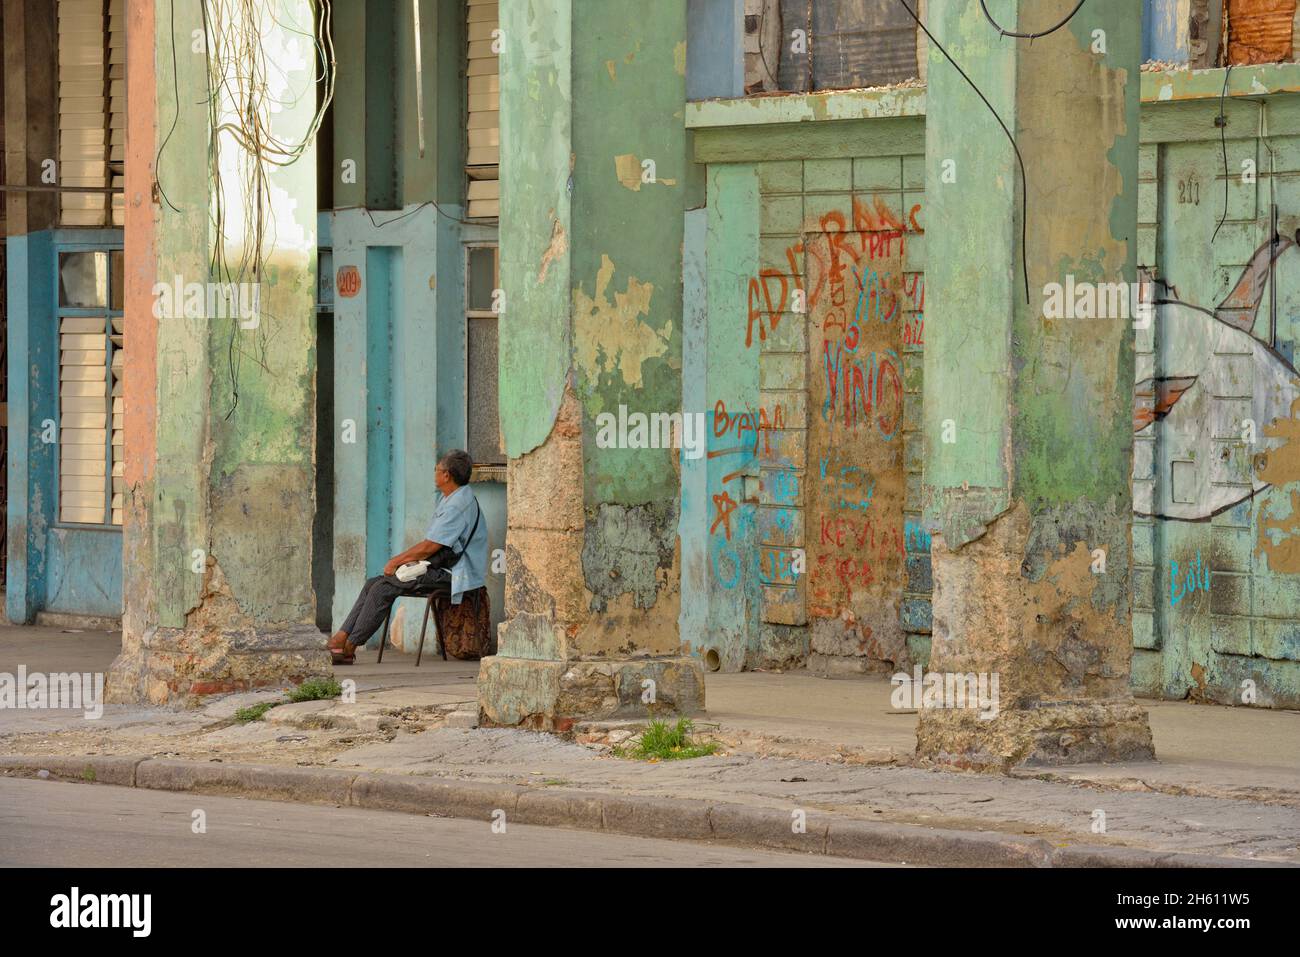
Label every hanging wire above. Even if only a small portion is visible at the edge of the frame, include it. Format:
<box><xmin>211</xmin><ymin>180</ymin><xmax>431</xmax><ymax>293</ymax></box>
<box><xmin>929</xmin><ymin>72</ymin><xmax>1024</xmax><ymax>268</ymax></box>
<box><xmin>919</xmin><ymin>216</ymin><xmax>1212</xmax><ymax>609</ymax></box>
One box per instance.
<box><xmin>154</xmin><ymin>0</ymin><xmax>183</xmax><ymax>213</ymax></box>
<box><xmin>896</xmin><ymin>0</ymin><xmax>1031</xmax><ymax>303</ymax></box>
<box><xmin>1212</xmin><ymin>64</ymin><xmax>1235</xmax><ymax>244</ymax></box>
<box><xmin>200</xmin><ymin>0</ymin><xmax>336</xmax><ymax>418</ymax></box>
<box><xmin>979</xmin><ymin>0</ymin><xmax>1088</xmax><ymax>41</ymax></box>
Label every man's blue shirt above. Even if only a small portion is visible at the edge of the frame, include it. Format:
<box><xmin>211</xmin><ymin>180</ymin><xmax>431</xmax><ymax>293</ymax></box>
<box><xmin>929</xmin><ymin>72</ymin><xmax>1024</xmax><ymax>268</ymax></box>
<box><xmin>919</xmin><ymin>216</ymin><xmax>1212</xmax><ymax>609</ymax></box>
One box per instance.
<box><xmin>424</xmin><ymin>484</ymin><xmax>487</xmax><ymax>604</ymax></box>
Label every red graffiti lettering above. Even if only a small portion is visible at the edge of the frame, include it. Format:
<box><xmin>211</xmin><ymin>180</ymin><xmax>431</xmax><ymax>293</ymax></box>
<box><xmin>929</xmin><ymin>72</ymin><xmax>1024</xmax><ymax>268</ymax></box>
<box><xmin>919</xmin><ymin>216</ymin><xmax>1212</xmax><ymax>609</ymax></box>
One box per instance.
<box><xmin>711</xmin><ymin>491</ymin><xmax>738</xmax><ymax>541</ymax></box>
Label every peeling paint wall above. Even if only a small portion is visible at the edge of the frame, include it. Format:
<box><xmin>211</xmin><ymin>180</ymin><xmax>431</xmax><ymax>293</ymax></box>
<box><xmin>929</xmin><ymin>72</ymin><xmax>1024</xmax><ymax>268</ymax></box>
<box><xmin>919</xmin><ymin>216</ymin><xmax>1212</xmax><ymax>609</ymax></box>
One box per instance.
<box><xmin>1133</xmin><ymin>89</ymin><xmax>1300</xmax><ymax>707</ymax></box>
<box><xmin>917</xmin><ymin>0</ymin><xmax>1144</xmax><ymax>749</ymax></box>
<box><xmin>804</xmin><ymin>226</ymin><xmax>908</xmax><ymax>673</ymax></box>
<box><xmin>495</xmin><ymin>0</ymin><xmax>688</xmax><ymax>667</ymax></box>
<box><xmin>498</xmin><ymin>1</ymin><xmax>572</xmax><ymax>460</ymax></box>
<box><xmin>572</xmin><ymin>0</ymin><xmax>687</xmax><ymax>653</ymax></box>
<box><xmin>109</xmin><ymin>0</ymin><xmax>329</xmax><ymax>705</ymax></box>
<box><xmin>684</xmin><ymin>56</ymin><xmax>1300</xmax><ymax>708</ymax></box>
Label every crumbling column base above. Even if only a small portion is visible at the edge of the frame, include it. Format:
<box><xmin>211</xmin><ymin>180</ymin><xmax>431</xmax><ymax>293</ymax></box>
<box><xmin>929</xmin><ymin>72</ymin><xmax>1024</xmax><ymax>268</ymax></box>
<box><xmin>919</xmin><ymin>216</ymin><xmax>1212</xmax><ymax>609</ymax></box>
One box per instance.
<box><xmin>477</xmin><ymin>655</ymin><xmax>705</xmax><ymax>732</ymax></box>
<box><xmin>915</xmin><ymin>698</ymin><xmax>1154</xmax><ymax>771</ymax></box>
<box><xmin>106</xmin><ymin>624</ymin><xmax>332</xmax><ymax>708</ymax></box>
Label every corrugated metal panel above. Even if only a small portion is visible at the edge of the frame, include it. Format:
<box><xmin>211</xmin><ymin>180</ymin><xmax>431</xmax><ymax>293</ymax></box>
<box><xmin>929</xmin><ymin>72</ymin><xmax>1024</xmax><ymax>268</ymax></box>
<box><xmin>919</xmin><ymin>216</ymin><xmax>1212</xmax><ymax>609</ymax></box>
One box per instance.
<box><xmin>58</xmin><ymin>0</ymin><xmax>125</xmax><ymax>227</ymax></box>
<box><xmin>1227</xmin><ymin>0</ymin><xmax>1297</xmax><ymax>65</ymax></box>
<box><xmin>759</xmin><ymin>0</ymin><xmax>918</xmax><ymax>93</ymax></box>
<box><xmin>466</xmin><ymin>0</ymin><xmax>499</xmax><ymax>217</ymax></box>
<box><xmin>777</xmin><ymin>0</ymin><xmax>811</xmax><ymax>92</ymax></box>
<box><xmin>811</xmin><ymin>0</ymin><xmax>917</xmax><ymax>90</ymax></box>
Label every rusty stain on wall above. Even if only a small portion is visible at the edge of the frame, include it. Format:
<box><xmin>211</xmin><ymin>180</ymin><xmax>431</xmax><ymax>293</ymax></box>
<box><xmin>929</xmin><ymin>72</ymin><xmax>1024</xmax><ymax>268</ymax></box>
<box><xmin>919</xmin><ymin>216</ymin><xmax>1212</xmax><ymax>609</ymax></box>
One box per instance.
<box><xmin>1256</xmin><ymin>396</ymin><xmax>1300</xmax><ymax>572</ymax></box>
<box><xmin>1227</xmin><ymin>0</ymin><xmax>1297</xmax><ymax>64</ymax></box>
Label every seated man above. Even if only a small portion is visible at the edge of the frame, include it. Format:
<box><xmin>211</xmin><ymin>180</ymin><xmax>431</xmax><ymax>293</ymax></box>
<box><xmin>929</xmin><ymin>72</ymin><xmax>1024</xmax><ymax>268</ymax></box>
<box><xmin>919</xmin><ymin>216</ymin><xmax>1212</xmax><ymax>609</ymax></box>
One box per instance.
<box><xmin>327</xmin><ymin>449</ymin><xmax>489</xmax><ymax>664</ymax></box>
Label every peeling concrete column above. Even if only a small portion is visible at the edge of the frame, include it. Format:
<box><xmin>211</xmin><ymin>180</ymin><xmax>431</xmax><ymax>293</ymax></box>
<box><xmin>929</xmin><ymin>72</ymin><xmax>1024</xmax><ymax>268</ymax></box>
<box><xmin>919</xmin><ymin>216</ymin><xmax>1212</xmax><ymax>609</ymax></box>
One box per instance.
<box><xmin>917</xmin><ymin>0</ymin><xmax>1154</xmax><ymax>768</ymax></box>
<box><xmin>477</xmin><ymin>0</ymin><xmax>705</xmax><ymax>730</ymax></box>
<box><xmin>108</xmin><ymin>0</ymin><xmax>330</xmax><ymax>705</ymax></box>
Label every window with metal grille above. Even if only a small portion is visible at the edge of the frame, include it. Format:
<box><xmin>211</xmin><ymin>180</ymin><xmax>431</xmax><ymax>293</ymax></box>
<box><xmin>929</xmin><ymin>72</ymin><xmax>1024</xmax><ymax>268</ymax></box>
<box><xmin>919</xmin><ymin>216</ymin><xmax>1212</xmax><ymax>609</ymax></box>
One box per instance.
<box><xmin>57</xmin><ymin>248</ymin><xmax>124</xmax><ymax>526</ymax></box>
<box><xmin>57</xmin><ymin>0</ymin><xmax>125</xmax><ymax>227</ymax></box>
<box><xmin>466</xmin><ymin>244</ymin><xmax>503</xmax><ymax>466</ymax></box>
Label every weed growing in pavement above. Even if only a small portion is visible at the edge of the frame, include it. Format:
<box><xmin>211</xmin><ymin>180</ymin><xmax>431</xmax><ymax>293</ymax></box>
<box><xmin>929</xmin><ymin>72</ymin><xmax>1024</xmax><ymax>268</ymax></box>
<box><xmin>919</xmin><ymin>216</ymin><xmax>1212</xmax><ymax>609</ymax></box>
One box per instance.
<box><xmin>613</xmin><ymin>718</ymin><xmax>720</xmax><ymax>761</ymax></box>
<box><xmin>287</xmin><ymin>678</ymin><xmax>344</xmax><ymax>703</ymax></box>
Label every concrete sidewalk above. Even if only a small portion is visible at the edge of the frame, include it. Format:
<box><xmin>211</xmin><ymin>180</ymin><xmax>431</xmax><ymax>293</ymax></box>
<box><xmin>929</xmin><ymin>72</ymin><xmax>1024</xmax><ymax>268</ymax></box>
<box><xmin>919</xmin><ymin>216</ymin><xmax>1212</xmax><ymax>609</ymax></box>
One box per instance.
<box><xmin>2</xmin><ymin>624</ymin><xmax>1298</xmax><ymax>864</ymax></box>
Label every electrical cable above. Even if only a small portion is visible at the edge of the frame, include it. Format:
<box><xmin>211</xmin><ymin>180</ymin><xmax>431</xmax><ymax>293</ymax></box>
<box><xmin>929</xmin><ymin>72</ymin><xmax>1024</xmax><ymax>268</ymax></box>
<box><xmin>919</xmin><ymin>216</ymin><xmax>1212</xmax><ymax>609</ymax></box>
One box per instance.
<box><xmin>154</xmin><ymin>0</ymin><xmax>183</xmax><ymax>213</ymax></box>
<box><xmin>342</xmin><ymin>200</ymin><xmax>481</xmax><ymax>230</ymax></box>
<box><xmin>1212</xmin><ymin>64</ymin><xmax>1234</xmax><ymax>244</ymax></box>
<box><xmin>896</xmin><ymin>0</ymin><xmax>1031</xmax><ymax>303</ymax></box>
<box><xmin>753</xmin><ymin>5</ymin><xmax>779</xmax><ymax>93</ymax></box>
<box><xmin>199</xmin><ymin>0</ymin><xmax>336</xmax><ymax>418</ymax></box>
<box><xmin>979</xmin><ymin>0</ymin><xmax>1088</xmax><ymax>41</ymax></box>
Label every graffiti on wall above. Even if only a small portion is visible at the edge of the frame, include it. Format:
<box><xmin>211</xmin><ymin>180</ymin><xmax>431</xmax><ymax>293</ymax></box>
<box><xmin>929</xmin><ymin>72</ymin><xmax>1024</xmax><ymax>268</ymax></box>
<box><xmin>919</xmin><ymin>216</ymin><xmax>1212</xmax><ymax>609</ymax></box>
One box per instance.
<box><xmin>706</xmin><ymin>397</ymin><xmax>791</xmax><ymax>589</ymax></box>
<box><xmin>703</xmin><ymin>193</ymin><xmax>925</xmax><ymax>670</ymax></box>
<box><xmin>1135</xmin><ymin>237</ymin><xmax>1300</xmax><ymax>523</ymax></box>
<box><xmin>746</xmin><ymin>197</ymin><xmax>922</xmax><ymax>349</ymax></box>
<box><xmin>804</xmin><ymin>219</ymin><xmax>915</xmax><ymax>664</ymax></box>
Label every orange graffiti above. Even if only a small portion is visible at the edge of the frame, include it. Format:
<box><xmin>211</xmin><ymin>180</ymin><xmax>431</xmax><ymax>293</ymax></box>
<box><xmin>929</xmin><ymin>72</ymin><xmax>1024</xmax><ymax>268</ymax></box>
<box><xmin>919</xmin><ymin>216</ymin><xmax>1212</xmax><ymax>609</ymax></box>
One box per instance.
<box><xmin>711</xmin><ymin>490</ymin><xmax>739</xmax><ymax>541</ymax></box>
<box><xmin>745</xmin><ymin>196</ymin><xmax>924</xmax><ymax>349</ymax></box>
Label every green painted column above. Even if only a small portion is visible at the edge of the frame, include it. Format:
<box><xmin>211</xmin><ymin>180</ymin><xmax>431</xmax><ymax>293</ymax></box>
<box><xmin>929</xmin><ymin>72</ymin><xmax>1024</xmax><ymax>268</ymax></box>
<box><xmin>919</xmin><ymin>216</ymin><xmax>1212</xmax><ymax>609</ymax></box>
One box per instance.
<box><xmin>109</xmin><ymin>0</ymin><xmax>330</xmax><ymax>705</ymax></box>
<box><xmin>918</xmin><ymin>0</ymin><xmax>1154</xmax><ymax>767</ymax></box>
<box><xmin>477</xmin><ymin>0</ymin><xmax>704</xmax><ymax>730</ymax></box>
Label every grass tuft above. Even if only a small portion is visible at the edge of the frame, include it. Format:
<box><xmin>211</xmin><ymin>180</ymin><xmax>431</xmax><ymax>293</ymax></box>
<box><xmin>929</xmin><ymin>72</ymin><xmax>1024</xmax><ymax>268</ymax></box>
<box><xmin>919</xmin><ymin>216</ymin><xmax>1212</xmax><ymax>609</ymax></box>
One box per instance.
<box><xmin>613</xmin><ymin>718</ymin><xmax>720</xmax><ymax>761</ymax></box>
<box><xmin>234</xmin><ymin>701</ymin><xmax>277</xmax><ymax>723</ymax></box>
<box><xmin>287</xmin><ymin>677</ymin><xmax>344</xmax><ymax>703</ymax></box>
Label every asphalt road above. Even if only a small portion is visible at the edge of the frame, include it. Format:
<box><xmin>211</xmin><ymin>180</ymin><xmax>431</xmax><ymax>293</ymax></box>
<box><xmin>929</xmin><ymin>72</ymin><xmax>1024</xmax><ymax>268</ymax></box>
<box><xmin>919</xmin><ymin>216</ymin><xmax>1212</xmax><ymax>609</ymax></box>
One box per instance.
<box><xmin>0</xmin><ymin>778</ymin><xmax>888</xmax><ymax>867</ymax></box>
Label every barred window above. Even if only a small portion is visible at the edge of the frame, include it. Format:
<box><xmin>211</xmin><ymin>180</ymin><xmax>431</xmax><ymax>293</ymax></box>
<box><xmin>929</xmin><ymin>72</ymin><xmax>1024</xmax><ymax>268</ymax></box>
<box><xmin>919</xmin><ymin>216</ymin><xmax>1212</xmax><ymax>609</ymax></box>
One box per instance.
<box><xmin>466</xmin><ymin>244</ymin><xmax>503</xmax><ymax>467</ymax></box>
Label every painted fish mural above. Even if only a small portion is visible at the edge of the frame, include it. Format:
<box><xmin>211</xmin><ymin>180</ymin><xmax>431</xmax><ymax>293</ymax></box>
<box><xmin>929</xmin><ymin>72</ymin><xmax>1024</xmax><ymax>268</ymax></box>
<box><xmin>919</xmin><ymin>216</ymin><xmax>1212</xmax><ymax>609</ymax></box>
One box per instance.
<box><xmin>1135</xmin><ymin>236</ymin><xmax>1300</xmax><ymax>521</ymax></box>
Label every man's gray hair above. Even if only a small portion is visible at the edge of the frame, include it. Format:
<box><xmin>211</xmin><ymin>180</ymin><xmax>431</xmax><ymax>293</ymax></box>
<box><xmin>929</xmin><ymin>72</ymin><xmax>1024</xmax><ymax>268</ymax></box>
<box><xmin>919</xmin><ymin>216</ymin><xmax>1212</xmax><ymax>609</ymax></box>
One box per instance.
<box><xmin>439</xmin><ymin>449</ymin><xmax>474</xmax><ymax>486</ymax></box>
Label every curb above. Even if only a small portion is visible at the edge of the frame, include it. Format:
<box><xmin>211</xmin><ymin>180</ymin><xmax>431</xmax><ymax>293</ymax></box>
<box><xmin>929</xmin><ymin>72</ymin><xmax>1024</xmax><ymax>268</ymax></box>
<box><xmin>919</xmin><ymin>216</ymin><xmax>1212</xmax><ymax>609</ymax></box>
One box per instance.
<box><xmin>0</xmin><ymin>754</ymin><xmax>1286</xmax><ymax>868</ymax></box>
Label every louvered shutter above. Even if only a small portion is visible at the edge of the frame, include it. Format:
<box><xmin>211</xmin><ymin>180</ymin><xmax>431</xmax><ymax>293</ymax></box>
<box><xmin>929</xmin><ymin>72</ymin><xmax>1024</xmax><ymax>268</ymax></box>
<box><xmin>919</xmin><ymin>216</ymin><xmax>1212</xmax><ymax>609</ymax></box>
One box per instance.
<box><xmin>59</xmin><ymin>314</ymin><xmax>109</xmax><ymax>524</ymax></box>
<box><xmin>110</xmin><ymin>316</ymin><xmax>124</xmax><ymax>524</ymax></box>
<box><xmin>466</xmin><ymin>0</ymin><xmax>498</xmax><ymax>218</ymax></box>
<box><xmin>58</xmin><ymin>0</ymin><xmax>125</xmax><ymax>227</ymax></box>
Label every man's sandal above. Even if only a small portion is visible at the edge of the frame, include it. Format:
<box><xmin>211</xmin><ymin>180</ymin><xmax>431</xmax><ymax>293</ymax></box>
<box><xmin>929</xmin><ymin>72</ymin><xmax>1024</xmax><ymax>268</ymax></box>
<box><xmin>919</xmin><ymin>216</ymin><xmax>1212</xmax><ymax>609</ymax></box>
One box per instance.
<box><xmin>327</xmin><ymin>635</ymin><xmax>356</xmax><ymax>666</ymax></box>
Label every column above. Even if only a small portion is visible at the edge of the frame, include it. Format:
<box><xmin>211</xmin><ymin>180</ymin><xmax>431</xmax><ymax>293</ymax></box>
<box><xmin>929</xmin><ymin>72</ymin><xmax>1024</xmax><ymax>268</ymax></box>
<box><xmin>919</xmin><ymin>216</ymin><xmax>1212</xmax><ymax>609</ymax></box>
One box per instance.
<box><xmin>478</xmin><ymin>0</ymin><xmax>705</xmax><ymax>730</ymax></box>
<box><xmin>109</xmin><ymin>0</ymin><xmax>329</xmax><ymax>704</ymax></box>
<box><xmin>918</xmin><ymin>0</ymin><xmax>1154</xmax><ymax>767</ymax></box>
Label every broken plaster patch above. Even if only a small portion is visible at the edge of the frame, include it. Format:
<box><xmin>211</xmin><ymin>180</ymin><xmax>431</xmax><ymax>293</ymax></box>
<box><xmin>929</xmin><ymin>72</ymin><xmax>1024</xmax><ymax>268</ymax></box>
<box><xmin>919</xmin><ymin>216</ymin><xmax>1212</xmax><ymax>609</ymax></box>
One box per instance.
<box><xmin>613</xmin><ymin>154</ymin><xmax>677</xmax><ymax>191</ymax></box>
<box><xmin>614</xmin><ymin>154</ymin><xmax>643</xmax><ymax>191</ymax></box>
<box><xmin>1256</xmin><ymin>396</ymin><xmax>1300</xmax><ymax>573</ymax></box>
<box><xmin>538</xmin><ymin>213</ymin><xmax>568</xmax><ymax>284</ymax></box>
<box><xmin>573</xmin><ymin>255</ymin><xmax>669</xmax><ymax>390</ymax></box>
